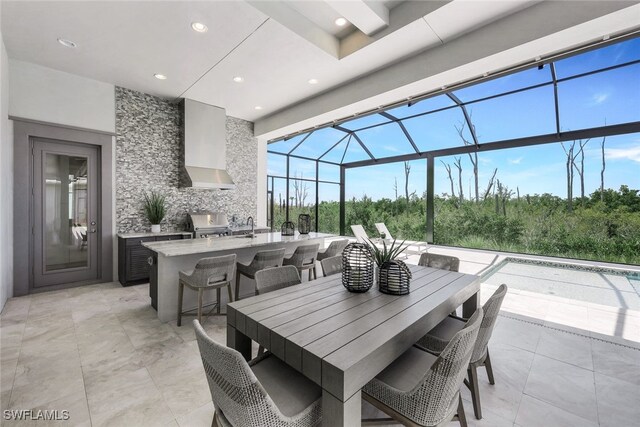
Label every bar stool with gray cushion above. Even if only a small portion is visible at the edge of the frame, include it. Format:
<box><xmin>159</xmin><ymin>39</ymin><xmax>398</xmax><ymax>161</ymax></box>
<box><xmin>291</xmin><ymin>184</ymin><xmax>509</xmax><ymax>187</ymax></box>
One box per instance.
<box><xmin>321</xmin><ymin>255</ymin><xmax>342</xmax><ymax>277</ymax></box>
<box><xmin>177</xmin><ymin>254</ymin><xmax>236</xmax><ymax>327</ymax></box>
<box><xmin>316</xmin><ymin>239</ymin><xmax>349</xmax><ymax>261</ymax></box>
<box><xmin>418</xmin><ymin>253</ymin><xmax>460</xmax><ymax>272</ymax></box>
<box><xmin>193</xmin><ymin>320</ymin><xmax>322</xmax><ymax>427</ymax></box>
<box><xmin>362</xmin><ymin>308</ymin><xmax>483</xmax><ymax>427</ymax></box>
<box><xmin>415</xmin><ymin>285</ymin><xmax>507</xmax><ymax>420</ymax></box>
<box><xmin>254</xmin><ymin>265</ymin><xmax>301</xmax><ymax>356</ymax></box>
<box><xmin>283</xmin><ymin>243</ymin><xmax>320</xmax><ymax>281</ymax></box>
<box><xmin>235</xmin><ymin>248</ymin><xmax>286</xmax><ymax>300</ymax></box>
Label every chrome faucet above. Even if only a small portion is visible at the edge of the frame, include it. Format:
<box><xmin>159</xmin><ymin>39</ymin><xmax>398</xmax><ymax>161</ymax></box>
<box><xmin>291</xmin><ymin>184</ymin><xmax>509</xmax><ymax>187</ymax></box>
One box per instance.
<box><xmin>247</xmin><ymin>216</ymin><xmax>255</xmax><ymax>237</ymax></box>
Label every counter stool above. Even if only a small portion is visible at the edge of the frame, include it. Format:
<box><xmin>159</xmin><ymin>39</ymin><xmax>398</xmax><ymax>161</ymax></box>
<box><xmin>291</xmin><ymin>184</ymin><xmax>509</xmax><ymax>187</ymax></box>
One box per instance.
<box><xmin>177</xmin><ymin>254</ymin><xmax>236</xmax><ymax>327</ymax></box>
<box><xmin>283</xmin><ymin>243</ymin><xmax>320</xmax><ymax>281</ymax></box>
<box><xmin>235</xmin><ymin>248</ymin><xmax>286</xmax><ymax>300</ymax></box>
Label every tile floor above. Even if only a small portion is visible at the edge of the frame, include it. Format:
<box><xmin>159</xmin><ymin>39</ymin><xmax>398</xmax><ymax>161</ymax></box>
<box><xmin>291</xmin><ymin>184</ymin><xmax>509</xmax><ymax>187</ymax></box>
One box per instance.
<box><xmin>1</xmin><ymin>248</ymin><xmax>639</xmax><ymax>427</ymax></box>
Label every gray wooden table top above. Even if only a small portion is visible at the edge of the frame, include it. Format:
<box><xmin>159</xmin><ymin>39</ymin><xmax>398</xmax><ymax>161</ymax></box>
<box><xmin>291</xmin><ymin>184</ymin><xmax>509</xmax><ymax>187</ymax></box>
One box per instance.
<box><xmin>227</xmin><ymin>264</ymin><xmax>480</xmax><ymax>402</ymax></box>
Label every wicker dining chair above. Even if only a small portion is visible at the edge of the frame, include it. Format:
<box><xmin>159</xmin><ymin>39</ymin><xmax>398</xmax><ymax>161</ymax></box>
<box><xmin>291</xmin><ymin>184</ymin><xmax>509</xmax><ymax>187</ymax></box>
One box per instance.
<box><xmin>283</xmin><ymin>243</ymin><xmax>320</xmax><ymax>281</ymax></box>
<box><xmin>363</xmin><ymin>308</ymin><xmax>484</xmax><ymax>427</ymax></box>
<box><xmin>320</xmin><ymin>255</ymin><xmax>342</xmax><ymax>277</ymax></box>
<box><xmin>418</xmin><ymin>253</ymin><xmax>460</xmax><ymax>272</ymax></box>
<box><xmin>177</xmin><ymin>254</ymin><xmax>236</xmax><ymax>327</ymax></box>
<box><xmin>193</xmin><ymin>320</ymin><xmax>322</xmax><ymax>427</ymax></box>
<box><xmin>317</xmin><ymin>239</ymin><xmax>349</xmax><ymax>261</ymax></box>
<box><xmin>235</xmin><ymin>248</ymin><xmax>286</xmax><ymax>300</ymax></box>
<box><xmin>415</xmin><ymin>285</ymin><xmax>508</xmax><ymax>419</ymax></box>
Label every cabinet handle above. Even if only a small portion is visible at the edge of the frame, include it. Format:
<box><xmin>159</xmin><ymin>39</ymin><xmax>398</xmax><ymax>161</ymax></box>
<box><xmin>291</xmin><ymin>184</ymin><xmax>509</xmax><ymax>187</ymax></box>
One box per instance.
<box><xmin>148</xmin><ymin>257</ymin><xmax>154</xmax><ymax>266</ymax></box>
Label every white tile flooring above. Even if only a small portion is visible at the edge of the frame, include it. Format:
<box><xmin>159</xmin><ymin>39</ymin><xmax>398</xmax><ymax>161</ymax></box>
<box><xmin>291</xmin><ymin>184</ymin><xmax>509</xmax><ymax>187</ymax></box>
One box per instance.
<box><xmin>1</xmin><ymin>249</ymin><xmax>639</xmax><ymax>426</ymax></box>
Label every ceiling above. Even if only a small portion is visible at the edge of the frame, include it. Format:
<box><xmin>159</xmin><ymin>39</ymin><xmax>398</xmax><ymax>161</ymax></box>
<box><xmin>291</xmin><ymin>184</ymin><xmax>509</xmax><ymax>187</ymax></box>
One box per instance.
<box><xmin>2</xmin><ymin>0</ymin><xmax>638</xmax><ymax>136</ymax></box>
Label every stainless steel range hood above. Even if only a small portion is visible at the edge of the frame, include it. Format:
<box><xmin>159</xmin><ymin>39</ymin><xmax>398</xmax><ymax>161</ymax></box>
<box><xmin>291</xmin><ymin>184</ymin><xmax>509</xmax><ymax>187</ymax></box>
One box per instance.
<box><xmin>181</xmin><ymin>99</ymin><xmax>235</xmax><ymax>190</ymax></box>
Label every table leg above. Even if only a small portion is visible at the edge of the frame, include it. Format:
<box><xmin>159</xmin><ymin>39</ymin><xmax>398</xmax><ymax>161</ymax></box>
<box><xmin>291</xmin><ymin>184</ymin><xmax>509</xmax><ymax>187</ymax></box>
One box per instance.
<box><xmin>322</xmin><ymin>390</ymin><xmax>361</xmax><ymax>427</ymax></box>
<box><xmin>227</xmin><ymin>324</ymin><xmax>251</xmax><ymax>361</ymax></box>
<box><xmin>463</xmin><ymin>290</ymin><xmax>479</xmax><ymax>319</ymax></box>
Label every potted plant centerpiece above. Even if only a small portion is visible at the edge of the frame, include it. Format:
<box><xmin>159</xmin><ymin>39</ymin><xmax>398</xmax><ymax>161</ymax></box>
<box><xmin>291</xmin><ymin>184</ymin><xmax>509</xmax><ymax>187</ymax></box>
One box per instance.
<box><xmin>368</xmin><ymin>238</ymin><xmax>412</xmax><ymax>295</ymax></box>
<box><xmin>143</xmin><ymin>191</ymin><xmax>167</xmax><ymax>233</ymax></box>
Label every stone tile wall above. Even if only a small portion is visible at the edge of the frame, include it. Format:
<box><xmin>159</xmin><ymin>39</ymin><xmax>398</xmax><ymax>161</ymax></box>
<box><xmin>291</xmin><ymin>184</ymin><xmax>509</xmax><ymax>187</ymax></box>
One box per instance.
<box><xmin>115</xmin><ymin>87</ymin><xmax>257</xmax><ymax>233</ymax></box>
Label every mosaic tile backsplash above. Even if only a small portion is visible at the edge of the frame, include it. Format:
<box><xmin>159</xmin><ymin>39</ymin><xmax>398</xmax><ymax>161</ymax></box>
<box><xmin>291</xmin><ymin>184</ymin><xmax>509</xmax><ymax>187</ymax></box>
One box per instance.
<box><xmin>115</xmin><ymin>87</ymin><xmax>257</xmax><ymax>233</ymax></box>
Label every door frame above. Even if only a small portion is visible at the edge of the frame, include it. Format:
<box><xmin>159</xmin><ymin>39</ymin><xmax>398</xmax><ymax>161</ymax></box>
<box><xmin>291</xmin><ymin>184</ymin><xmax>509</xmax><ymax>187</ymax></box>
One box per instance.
<box><xmin>13</xmin><ymin>119</ymin><xmax>114</xmax><ymax>295</ymax></box>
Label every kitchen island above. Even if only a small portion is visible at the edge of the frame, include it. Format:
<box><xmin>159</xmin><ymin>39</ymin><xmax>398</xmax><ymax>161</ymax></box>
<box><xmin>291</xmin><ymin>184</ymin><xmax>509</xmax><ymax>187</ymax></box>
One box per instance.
<box><xmin>143</xmin><ymin>232</ymin><xmax>334</xmax><ymax>322</ymax></box>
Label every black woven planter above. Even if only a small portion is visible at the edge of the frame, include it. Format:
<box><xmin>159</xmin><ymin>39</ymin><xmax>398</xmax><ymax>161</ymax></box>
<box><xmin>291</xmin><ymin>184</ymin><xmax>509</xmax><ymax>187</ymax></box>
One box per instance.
<box><xmin>378</xmin><ymin>260</ymin><xmax>412</xmax><ymax>295</ymax></box>
<box><xmin>298</xmin><ymin>214</ymin><xmax>311</xmax><ymax>234</ymax></box>
<box><xmin>341</xmin><ymin>243</ymin><xmax>374</xmax><ymax>293</ymax></box>
<box><xmin>281</xmin><ymin>221</ymin><xmax>295</xmax><ymax>236</ymax></box>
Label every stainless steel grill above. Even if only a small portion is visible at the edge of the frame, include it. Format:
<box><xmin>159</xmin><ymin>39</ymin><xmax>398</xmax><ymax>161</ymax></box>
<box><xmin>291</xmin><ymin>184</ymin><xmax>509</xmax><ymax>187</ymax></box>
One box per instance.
<box><xmin>186</xmin><ymin>211</ymin><xmax>230</xmax><ymax>238</ymax></box>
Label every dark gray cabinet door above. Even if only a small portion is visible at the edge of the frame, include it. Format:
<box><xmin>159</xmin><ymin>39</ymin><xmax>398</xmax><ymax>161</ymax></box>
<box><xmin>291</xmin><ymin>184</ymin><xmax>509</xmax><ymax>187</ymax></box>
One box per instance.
<box><xmin>32</xmin><ymin>139</ymin><xmax>100</xmax><ymax>288</ymax></box>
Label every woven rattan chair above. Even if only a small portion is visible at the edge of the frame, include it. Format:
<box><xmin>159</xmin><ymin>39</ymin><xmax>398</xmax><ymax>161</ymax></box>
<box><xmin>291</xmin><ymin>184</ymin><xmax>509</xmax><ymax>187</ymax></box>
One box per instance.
<box><xmin>317</xmin><ymin>239</ymin><xmax>349</xmax><ymax>261</ymax></box>
<box><xmin>320</xmin><ymin>255</ymin><xmax>342</xmax><ymax>277</ymax></box>
<box><xmin>255</xmin><ymin>266</ymin><xmax>301</xmax><ymax>356</ymax></box>
<box><xmin>193</xmin><ymin>320</ymin><xmax>322</xmax><ymax>427</ymax></box>
<box><xmin>235</xmin><ymin>248</ymin><xmax>286</xmax><ymax>300</ymax></box>
<box><xmin>363</xmin><ymin>308</ymin><xmax>483</xmax><ymax>427</ymax></box>
<box><xmin>418</xmin><ymin>253</ymin><xmax>460</xmax><ymax>272</ymax></box>
<box><xmin>177</xmin><ymin>254</ymin><xmax>235</xmax><ymax>327</ymax></box>
<box><xmin>415</xmin><ymin>285</ymin><xmax>507</xmax><ymax>419</ymax></box>
<box><xmin>283</xmin><ymin>243</ymin><xmax>319</xmax><ymax>281</ymax></box>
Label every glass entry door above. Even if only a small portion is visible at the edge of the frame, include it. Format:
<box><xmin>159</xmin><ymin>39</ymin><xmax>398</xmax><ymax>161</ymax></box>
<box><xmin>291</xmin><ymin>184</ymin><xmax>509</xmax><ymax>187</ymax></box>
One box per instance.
<box><xmin>32</xmin><ymin>139</ymin><xmax>100</xmax><ymax>288</ymax></box>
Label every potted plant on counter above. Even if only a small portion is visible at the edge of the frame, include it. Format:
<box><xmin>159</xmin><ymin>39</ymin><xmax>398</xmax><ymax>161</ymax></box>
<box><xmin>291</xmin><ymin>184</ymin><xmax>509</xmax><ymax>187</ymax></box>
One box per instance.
<box><xmin>143</xmin><ymin>191</ymin><xmax>167</xmax><ymax>233</ymax></box>
<box><xmin>368</xmin><ymin>238</ymin><xmax>411</xmax><ymax>295</ymax></box>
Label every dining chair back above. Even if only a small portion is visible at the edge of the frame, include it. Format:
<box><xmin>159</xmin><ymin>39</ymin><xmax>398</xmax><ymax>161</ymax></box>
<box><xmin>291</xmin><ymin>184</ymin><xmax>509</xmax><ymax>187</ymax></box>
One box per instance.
<box><xmin>255</xmin><ymin>265</ymin><xmax>301</xmax><ymax>295</ymax></box>
<box><xmin>321</xmin><ymin>255</ymin><xmax>342</xmax><ymax>277</ymax></box>
<box><xmin>317</xmin><ymin>239</ymin><xmax>349</xmax><ymax>261</ymax></box>
<box><xmin>283</xmin><ymin>243</ymin><xmax>320</xmax><ymax>281</ymax></box>
<box><xmin>418</xmin><ymin>253</ymin><xmax>460</xmax><ymax>272</ymax></box>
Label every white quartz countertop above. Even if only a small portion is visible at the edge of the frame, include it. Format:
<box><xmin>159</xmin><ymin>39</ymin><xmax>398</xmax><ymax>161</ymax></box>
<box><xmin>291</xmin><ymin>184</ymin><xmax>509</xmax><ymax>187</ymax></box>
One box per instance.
<box><xmin>117</xmin><ymin>231</ymin><xmax>192</xmax><ymax>239</ymax></box>
<box><xmin>142</xmin><ymin>232</ymin><xmax>334</xmax><ymax>257</ymax></box>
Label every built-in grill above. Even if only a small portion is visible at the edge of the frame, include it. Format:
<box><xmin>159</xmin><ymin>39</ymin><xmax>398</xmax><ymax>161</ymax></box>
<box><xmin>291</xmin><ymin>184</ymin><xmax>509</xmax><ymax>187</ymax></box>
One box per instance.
<box><xmin>186</xmin><ymin>211</ymin><xmax>230</xmax><ymax>238</ymax></box>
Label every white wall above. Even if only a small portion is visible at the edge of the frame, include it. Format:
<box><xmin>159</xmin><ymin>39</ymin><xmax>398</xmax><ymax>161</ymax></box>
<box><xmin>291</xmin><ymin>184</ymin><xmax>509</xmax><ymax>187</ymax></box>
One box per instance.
<box><xmin>0</xmin><ymin>7</ymin><xmax>14</xmax><ymax>311</ymax></box>
<box><xmin>9</xmin><ymin>59</ymin><xmax>115</xmax><ymax>133</ymax></box>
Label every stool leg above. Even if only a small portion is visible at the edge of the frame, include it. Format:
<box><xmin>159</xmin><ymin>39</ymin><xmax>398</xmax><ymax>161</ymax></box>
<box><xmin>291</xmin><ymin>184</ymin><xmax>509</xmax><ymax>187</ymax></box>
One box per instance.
<box><xmin>227</xmin><ymin>283</ymin><xmax>234</xmax><ymax>302</ymax></box>
<box><xmin>216</xmin><ymin>288</ymin><xmax>221</xmax><ymax>314</ymax></box>
<box><xmin>177</xmin><ymin>281</ymin><xmax>184</xmax><ymax>327</ymax></box>
<box><xmin>235</xmin><ymin>272</ymin><xmax>241</xmax><ymax>301</ymax></box>
<box><xmin>197</xmin><ymin>288</ymin><xmax>204</xmax><ymax>324</ymax></box>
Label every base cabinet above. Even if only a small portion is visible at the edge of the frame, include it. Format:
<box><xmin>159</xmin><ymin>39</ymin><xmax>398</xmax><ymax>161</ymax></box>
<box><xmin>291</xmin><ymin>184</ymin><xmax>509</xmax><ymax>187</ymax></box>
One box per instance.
<box><xmin>118</xmin><ymin>234</ymin><xmax>189</xmax><ymax>286</ymax></box>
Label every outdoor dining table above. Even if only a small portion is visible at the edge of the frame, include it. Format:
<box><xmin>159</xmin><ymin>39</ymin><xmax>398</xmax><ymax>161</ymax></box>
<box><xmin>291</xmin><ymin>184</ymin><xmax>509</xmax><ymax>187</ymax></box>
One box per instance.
<box><xmin>226</xmin><ymin>264</ymin><xmax>480</xmax><ymax>427</ymax></box>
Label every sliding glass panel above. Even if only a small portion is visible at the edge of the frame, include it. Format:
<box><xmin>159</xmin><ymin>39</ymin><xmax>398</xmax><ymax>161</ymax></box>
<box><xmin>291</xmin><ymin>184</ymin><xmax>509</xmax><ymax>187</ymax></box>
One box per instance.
<box><xmin>318</xmin><ymin>183</ymin><xmax>340</xmax><ymax>234</ymax></box>
<box><xmin>319</xmin><ymin>162</ymin><xmax>340</xmax><ymax>183</ymax></box>
<box><xmin>267</xmin><ymin>152</ymin><xmax>287</xmax><ymax>177</ymax></box>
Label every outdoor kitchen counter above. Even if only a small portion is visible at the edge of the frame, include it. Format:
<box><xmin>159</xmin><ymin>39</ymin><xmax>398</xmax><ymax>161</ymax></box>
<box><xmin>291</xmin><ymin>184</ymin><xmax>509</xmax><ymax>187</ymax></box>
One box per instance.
<box><xmin>143</xmin><ymin>232</ymin><xmax>334</xmax><ymax>322</ymax></box>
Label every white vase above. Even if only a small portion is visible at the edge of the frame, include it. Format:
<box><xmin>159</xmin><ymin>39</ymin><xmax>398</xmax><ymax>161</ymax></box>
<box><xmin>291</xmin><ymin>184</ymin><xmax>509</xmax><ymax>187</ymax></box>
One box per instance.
<box><xmin>151</xmin><ymin>224</ymin><xmax>161</xmax><ymax>233</ymax></box>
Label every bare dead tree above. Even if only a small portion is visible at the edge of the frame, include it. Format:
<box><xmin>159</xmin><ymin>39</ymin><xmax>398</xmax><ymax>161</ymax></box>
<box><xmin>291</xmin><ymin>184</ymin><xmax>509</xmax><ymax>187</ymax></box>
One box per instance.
<box><xmin>572</xmin><ymin>139</ymin><xmax>590</xmax><ymax>201</ymax></box>
<box><xmin>453</xmin><ymin>156</ymin><xmax>464</xmax><ymax>204</ymax></box>
<box><xmin>404</xmin><ymin>161</ymin><xmax>411</xmax><ymax>202</ymax></box>
<box><xmin>482</xmin><ymin>168</ymin><xmax>498</xmax><ymax>200</ymax></box>
<box><xmin>455</xmin><ymin>120</ymin><xmax>479</xmax><ymax>202</ymax></box>
<box><xmin>292</xmin><ymin>172</ymin><xmax>309</xmax><ymax>208</ymax></box>
<box><xmin>600</xmin><ymin>135</ymin><xmax>607</xmax><ymax>202</ymax></box>
<box><xmin>441</xmin><ymin>160</ymin><xmax>456</xmax><ymax>199</ymax></box>
<box><xmin>393</xmin><ymin>177</ymin><xmax>398</xmax><ymax>200</ymax></box>
<box><xmin>561</xmin><ymin>141</ymin><xmax>577</xmax><ymax>213</ymax></box>
<box><xmin>496</xmin><ymin>180</ymin><xmax>514</xmax><ymax>216</ymax></box>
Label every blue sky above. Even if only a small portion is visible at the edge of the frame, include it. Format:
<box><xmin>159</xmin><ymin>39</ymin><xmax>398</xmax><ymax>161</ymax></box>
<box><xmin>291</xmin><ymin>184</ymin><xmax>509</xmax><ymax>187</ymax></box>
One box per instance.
<box><xmin>268</xmin><ymin>37</ymin><xmax>640</xmax><ymax>202</ymax></box>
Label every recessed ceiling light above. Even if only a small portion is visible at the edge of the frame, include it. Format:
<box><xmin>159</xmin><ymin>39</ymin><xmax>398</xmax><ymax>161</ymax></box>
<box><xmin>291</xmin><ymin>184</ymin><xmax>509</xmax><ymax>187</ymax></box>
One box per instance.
<box><xmin>308</xmin><ymin>78</ymin><xmax>319</xmax><ymax>85</ymax></box>
<box><xmin>154</xmin><ymin>74</ymin><xmax>168</xmax><ymax>80</ymax></box>
<box><xmin>335</xmin><ymin>17</ymin><xmax>347</xmax><ymax>27</ymax></box>
<box><xmin>57</xmin><ymin>38</ymin><xmax>77</xmax><ymax>48</ymax></box>
<box><xmin>233</xmin><ymin>76</ymin><xmax>244</xmax><ymax>83</ymax></box>
<box><xmin>254</xmin><ymin>106</ymin><xmax>263</xmax><ymax>110</ymax></box>
<box><xmin>191</xmin><ymin>22</ymin><xmax>208</xmax><ymax>33</ymax></box>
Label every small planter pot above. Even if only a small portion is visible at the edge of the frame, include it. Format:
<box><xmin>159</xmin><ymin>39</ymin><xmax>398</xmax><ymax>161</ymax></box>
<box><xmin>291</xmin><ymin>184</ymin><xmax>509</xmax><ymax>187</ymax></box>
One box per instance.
<box><xmin>151</xmin><ymin>224</ymin><xmax>161</xmax><ymax>233</ymax></box>
<box><xmin>378</xmin><ymin>260</ymin><xmax>411</xmax><ymax>295</ymax></box>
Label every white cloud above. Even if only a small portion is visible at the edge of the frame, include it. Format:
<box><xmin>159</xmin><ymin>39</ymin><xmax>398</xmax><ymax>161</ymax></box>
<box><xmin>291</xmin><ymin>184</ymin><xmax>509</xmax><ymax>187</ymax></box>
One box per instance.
<box><xmin>590</xmin><ymin>92</ymin><xmax>610</xmax><ymax>105</ymax></box>
<box><xmin>508</xmin><ymin>156</ymin><xmax>524</xmax><ymax>165</ymax></box>
<box><xmin>382</xmin><ymin>145</ymin><xmax>400</xmax><ymax>153</ymax></box>
<box><xmin>605</xmin><ymin>146</ymin><xmax>640</xmax><ymax>163</ymax></box>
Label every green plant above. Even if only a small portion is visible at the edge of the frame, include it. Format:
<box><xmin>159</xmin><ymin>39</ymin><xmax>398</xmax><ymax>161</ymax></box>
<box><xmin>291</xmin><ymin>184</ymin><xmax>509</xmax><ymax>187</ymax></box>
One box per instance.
<box><xmin>143</xmin><ymin>191</ymin><xmax>167</xmax><ymax>225</ymax></box>
<box><xmin>367</xmin><ymin>238</ymin><xmax>408</xmax><ymax>266</ymax></box>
